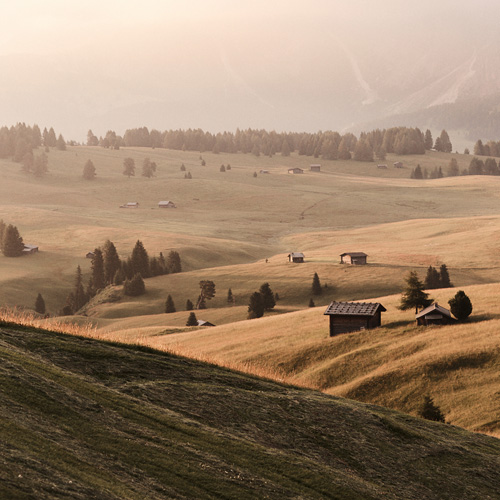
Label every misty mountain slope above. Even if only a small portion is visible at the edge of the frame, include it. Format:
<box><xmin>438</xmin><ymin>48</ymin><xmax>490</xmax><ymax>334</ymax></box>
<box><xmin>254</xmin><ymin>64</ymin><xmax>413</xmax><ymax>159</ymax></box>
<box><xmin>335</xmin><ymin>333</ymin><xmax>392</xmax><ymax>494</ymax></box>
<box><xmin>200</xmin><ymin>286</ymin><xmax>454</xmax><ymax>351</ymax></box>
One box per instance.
<box><xmin>1</xmin><ymin>323</ymin><xmax>500</xmax><ymax>500</ymax></box>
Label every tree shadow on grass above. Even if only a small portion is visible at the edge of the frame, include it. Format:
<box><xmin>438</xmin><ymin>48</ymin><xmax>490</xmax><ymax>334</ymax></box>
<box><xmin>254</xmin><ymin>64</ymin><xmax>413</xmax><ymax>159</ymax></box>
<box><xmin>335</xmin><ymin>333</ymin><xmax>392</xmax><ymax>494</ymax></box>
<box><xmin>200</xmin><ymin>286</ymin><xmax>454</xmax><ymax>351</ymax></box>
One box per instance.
<box><xmin>460</xmin><ymin>313</ymin><xmax>500</xmax><ymax>324</ymax></box>
<box><xmin>383</xmin><ymin>320</ymin><xmax>414</xmax><ymax>330</ymax></box>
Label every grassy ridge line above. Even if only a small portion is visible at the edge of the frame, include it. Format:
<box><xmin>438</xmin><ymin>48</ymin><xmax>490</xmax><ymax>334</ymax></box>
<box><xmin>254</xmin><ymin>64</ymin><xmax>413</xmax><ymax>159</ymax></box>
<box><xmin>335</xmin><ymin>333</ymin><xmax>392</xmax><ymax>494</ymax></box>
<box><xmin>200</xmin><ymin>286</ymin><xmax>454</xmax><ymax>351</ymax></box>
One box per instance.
<box><xmin>105</xmin><ymin>283</ymin><xmax>499</xmax><ymax>437</ymax></box>
<box><xmin>1</xmin><ymin>323</ymin><xmax>500</xmax><ymax>499</ymax></box>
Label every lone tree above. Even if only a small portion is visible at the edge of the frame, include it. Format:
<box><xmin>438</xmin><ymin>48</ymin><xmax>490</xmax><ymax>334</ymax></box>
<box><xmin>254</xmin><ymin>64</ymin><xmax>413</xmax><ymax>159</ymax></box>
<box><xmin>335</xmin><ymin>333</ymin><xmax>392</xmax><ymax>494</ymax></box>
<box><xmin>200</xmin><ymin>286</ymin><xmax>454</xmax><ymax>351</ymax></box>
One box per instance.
<box><xmin>165</xmin><ymin>294</ymin><xmax>176</xmax><ymax>313</ymax></box>
<box><xmin>142</xmin><ymin>157</ymin><xmax>157</xmax><ymax>178</ymax></box>
<box><xmin>259</xmin><ymin>282</ymin><xmax>276</xmax><ymax>311</ymax></box>
<box><xmin>123</xmin><ymin>157</ymin><xmax>135</xmax><ymax>178</ymax></box>
<box><xmin>227</xmin><ymin>288</ymin><xmax>234</xmax><ymax>304</ymax></box>
<box><xmin>448</xmin><ymin>290</ymin><xmax>472</xmax><ymax>321</ymax></box>
<box><xmin>312</xmin><ymin>272</ymin><xmax>322</xmax><ymax>295</ymax></box>
<box><xmin>308</xmin><ymin>298</ymin><xmax>315</xmax><ymax>307</ymax></box>
<box><xmin>83</xmin><ymin>159</ymin><xmax>96</xmax><ymax>180</ymax></box>
<box><xmin>186</xmin><ymin>299</ymin><xmax>194</xmax><ymax>311</ymax></box>
<box><xmin>197</xmin><ymin>280</ymin><xmax>216</xmax><ymax>309</ymax></box>
<box><xmin>247</xmin><ymin>292</ymin><xmax>264</xmax><ymax>319</ymax></box>
<box><xmin>186</xmin><ymin>312</ymin><xmax>198</xmax><ymax>326</ymax></box>
<box><xmin>399</xmin><ymin>271</ymin><xmax>432</xmax><ymax>313</ymax></box>
<box><xmin>418</xmin><ymin>395</ymin><xmax>445</xmax><ymax>423</ymax></box>
<box><xmin>2</xmin><ymin>224</ymin><xmax>24</xmax><ymax>257</ymax></box>
<box><xmin>35</xmin><ymin>293</ymin><xmax>46</xmax><ymax>315</ymax></box>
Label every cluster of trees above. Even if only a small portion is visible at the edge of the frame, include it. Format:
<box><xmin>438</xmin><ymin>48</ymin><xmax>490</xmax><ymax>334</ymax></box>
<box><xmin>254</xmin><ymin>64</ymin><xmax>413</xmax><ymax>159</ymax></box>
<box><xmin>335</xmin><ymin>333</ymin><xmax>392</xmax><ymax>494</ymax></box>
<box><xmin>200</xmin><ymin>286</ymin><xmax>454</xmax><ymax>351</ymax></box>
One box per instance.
<box><xmin>473</xmin><ymin>139</ymin><xmax>500</xmax><ymax>158</ymax></box>
<box><xmin>90</xmin><ymin>126</ymin><xmax>451</xmax><ymax>161</ymax></box>
<box><xmin>410</xmin><ymin>154</ymin><xmax>500</xmax><ymax>179</ymax></box>
<box><xmin>121</xmin><ymin>157</ymin><xmax>159</xmax><ymax>179</ymax></box>
<box><xmin>247</xmin><ymin>283</ymin><xmax>276</xmax><ymax>319</ymax></box>
<box><xmin>0</xmin><ymin>220</ymin><xmax>24</xmax><ymax>257</ymax></box>
<box><xmin>0</xmin><ymin>123</ymin><xmax>66</xmax><ymax>162</ymax></box>
<box><xmin>61</xmin><ymin>240</ymin><xmax>182</xmax><ymax>315</ymax></box>
<box><xmin>399</xmin><ymin>271</ymin><xmax>472</xmax><ymax>321</ymax></box>
<box><xmin>424</xmin><ymin>264</ymin><xmax>452</xmax><ymax>289</ymax></box>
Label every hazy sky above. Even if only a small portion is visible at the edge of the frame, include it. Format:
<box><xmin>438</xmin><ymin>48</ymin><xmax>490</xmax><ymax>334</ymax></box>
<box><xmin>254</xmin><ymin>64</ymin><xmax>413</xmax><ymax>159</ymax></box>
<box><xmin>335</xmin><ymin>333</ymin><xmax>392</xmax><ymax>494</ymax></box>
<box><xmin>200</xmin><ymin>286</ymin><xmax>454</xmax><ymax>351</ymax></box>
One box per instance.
<box><xmin>1</xmin><ymin>1</ymin><xmax>498</xmax><ymax>140</ymax></box>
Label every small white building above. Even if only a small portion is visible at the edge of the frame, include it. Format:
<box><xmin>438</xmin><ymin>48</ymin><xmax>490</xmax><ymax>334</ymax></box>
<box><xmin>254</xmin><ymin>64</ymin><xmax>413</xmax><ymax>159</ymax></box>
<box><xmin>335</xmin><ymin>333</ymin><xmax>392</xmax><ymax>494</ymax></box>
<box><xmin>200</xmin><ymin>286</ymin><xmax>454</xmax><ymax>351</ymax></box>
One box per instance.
<box><xmin>120</xmin><ymin>202</ymin><xmax>139</xmax><ymax>208</ymax></box>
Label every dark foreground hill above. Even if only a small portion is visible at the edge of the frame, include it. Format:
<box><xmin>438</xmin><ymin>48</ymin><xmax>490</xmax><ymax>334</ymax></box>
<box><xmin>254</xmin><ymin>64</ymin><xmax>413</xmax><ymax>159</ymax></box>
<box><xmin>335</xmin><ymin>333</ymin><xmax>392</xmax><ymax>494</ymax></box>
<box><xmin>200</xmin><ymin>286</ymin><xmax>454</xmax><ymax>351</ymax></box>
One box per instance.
<box><xmin>1</xmin><ymin>323</ymin><xmax>499</xmax><ymax>500</ymax></box>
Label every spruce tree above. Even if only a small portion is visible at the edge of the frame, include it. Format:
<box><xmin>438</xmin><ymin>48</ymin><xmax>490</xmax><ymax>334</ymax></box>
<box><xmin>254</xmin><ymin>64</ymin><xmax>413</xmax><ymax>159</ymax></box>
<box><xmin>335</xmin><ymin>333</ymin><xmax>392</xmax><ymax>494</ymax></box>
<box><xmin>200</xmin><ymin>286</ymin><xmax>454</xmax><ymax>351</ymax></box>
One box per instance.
<box><xmin>186</xmin><ymin>299</ymin><xmax>194</xmax><ymax>311</ymax></box>
<box><xmin>399</xmin><ymin>271</ymin><xmax>432</xmax><ymax>313</ymax></box>
<box><xmin>312</xmin><ymin>272</ymin><xmax>322</xmax><ymax>295</ymax></box>
<box><xmin>165</xmin><ymin>294</ymin><xmax>176</xmax><ymax>313</ymax></box>
<box><xmin>91</xmin><ymin>248</ymin><xmax>105</xmax><ymax>292</ymax></box>
<box><xmin>448</xmin><ymin>291</ymin><xmax>472</xmax><ymax>321</ymax></box>
<box><xmin>247</xmin><ymin>292</ymin><xmax>265</xmax><ymax>319</ymax></box>
<box><xmin>2</xmin><ymin>224</ymin><xmax>24</xmax><ymax>257</ymax></box>
<box><xmin>308</xmin><ymin>298</ymin><xmax>315</xmax><ymax>307</ymax></box>
<box><xmin>424</xmin><ymin>129</ymin><xmax>433</xmax><ymax>150</ymax></box>
<box><xmin>83</xmin><ymin>160</ymin><xmax>96</xmax><ymax>180</ymax></box>
<box><xmin>439</xmin><ymin>264</ymin><xmax>452</xmax><ymax>288</ymax></box>
<box><xmin>186</xmin><ymin>312</ymin><xmax>198</xmax><ymax>326</ymax></box>
<box><xmin>123</xmin><ymin>273</ymin><xmax>146</xmax><ymax>296</ymax></box>
<box><xmin>424</xmin><ymin>266</ymin><xmax>441</xmax><ymax>289</ymax></box>
<box><xmin>70</xmin><ymin>265</ymin><xmax>87</xmax><ymax>312</ymax></box>
<box><xmin>259</xmin><ymin>283</ymin><xmax>275</xmax><ymax>311</ymax></box>
<box><xmin>227</xmin><ymin>288</ymin><xmax>234</xmax><ymax>304</ymax></box>
<box><xmin>103</xmin><ymin>240</ymin><xmax>121</xmax><ymax>284</ymax></box>
<box><xmin>131</xmin><ymin>240</ymin><xmax>150</xmax><ymax>278</ymax></box>
<box><xmin>419</xmin><ymin>395</ymin><xmax>445</xmax><ymax>423</ymax></box>
<box><xmin>166</xmin><ymin>250</ymin><xmax>182</xmax><ymax>273</ymax></box>
<box><xmin>0</xmin><ymin>219</ymin><xmax>6</xmax><ymax>248</ymax></box>
<box><xmin>35</xmin><ymin>293</ymin><xmax>46</xmax><ymax>315</ymax></box>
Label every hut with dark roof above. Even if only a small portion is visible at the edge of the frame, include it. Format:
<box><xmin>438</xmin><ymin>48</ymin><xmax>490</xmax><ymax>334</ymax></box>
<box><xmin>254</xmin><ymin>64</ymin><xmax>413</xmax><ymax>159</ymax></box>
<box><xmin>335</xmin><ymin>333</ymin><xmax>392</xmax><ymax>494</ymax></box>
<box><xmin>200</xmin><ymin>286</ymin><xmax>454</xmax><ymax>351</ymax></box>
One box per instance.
<box><xmin>340</xmin><ymin>252</ymin><xmax>368</xmax><ymax>265</ymax></box>
<box><xmin>324</xmin><ymin>301</ymin><xmax>386</xmax><ymax>336</ymax></box>
<box><xmin>288</xmin><ymin>252</ymin><xmax>305</xmax><ymax>263</ymax></box>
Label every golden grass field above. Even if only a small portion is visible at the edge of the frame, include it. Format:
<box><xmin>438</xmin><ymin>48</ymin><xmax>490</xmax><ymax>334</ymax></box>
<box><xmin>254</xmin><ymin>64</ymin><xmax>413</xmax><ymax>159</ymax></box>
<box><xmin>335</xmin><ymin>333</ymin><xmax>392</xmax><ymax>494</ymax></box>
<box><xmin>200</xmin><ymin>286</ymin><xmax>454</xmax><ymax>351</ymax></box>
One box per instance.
<box><xmin>1</xmin><ymin>144</ymin><xmax>500</xmax><ymax>437</ymax></box>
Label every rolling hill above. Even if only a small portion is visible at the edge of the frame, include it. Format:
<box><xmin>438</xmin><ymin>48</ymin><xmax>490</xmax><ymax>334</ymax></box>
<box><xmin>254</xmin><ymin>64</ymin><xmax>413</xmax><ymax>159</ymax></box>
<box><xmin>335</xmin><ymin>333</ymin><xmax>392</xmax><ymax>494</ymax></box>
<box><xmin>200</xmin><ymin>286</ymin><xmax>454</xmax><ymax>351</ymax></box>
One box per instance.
<box><xmin>1</xmin><ymin>322</ymin><xmax>499</xmax><ymax>500</ymax></box>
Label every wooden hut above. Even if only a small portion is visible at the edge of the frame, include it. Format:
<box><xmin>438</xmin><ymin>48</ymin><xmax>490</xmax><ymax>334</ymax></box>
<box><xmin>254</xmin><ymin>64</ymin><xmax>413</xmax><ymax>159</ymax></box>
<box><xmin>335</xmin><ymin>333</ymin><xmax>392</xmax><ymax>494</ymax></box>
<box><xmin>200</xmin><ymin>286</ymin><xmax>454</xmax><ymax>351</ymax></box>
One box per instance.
<box><xmin>324</xmin><ymin>301</ymin><xmax>386</xmax><ymax>336</ymax></box>
<box><xmin>416</xmin><ymin>303</ymin><xmax>455</xmax><ymax>326</ymax></box>
<box><xmin>120</xmin><ymin>202</ymin><xmax>139</xmax><ymax>208</ymax></box>
<box><xmin>158</xmin><ymin>201</ymin><xmax>176</xmax><ymax>208</ymax></box>
<box><xmin>23</xmin><ymin>244</ymin><xmax>39</xmax><ymax>254</ymax></box>
<box><xmin>310</xmin><ymin>164</ymin><xmax>321</xmax><ymax>172</ymax></box>
<box><xmin>288</xmin><ymin>252</ymin><xmax>305</xmax><ymax>263</ymax></box>
<box><xmin>288</xmin><ymin>168</ymin><xmax>304</xmax><ymax>174</ymax></box>
<box><xmin>340</xmin><ymin>252</ymin><xmax>368</xmax><ymax>265</ymax></box>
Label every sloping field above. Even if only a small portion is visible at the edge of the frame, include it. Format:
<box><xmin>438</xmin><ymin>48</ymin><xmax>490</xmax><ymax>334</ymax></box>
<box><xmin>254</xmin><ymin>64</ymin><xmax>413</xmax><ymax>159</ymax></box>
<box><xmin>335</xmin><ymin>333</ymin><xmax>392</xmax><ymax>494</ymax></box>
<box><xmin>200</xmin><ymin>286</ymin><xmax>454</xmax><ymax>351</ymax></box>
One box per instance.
<box><xmin>89</xmin><ymin>283</ymin><xmax>500</xmax><ymax>437</ymax></box>
<box><xmin>1</xmin><ymin>322</ymin><xmax>499</xmax><ymax>499</ymax></box>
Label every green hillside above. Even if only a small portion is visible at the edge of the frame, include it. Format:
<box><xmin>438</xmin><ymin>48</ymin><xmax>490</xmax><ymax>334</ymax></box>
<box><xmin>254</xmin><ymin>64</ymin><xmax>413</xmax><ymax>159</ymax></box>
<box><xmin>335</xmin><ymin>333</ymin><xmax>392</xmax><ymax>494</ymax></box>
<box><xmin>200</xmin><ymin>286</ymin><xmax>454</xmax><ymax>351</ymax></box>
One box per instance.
<box><xmin>1</xmin><ymin>322</ymin><xmax>500</xmax><ymax>500</ymax></box>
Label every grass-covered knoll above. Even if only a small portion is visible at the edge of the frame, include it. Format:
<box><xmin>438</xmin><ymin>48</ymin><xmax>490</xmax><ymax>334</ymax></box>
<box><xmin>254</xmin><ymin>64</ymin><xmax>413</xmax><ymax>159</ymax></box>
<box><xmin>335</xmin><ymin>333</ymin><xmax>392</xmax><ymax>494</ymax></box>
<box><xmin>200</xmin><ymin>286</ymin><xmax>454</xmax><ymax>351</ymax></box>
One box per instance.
<box><xmin>119</xmin><ymin>283</ymin><xmax>500</xmax><ymax>438</ymax></box>
<box><xmin>1</xmin><ymin>323</ymin><xmax>499</xmax><ymax>500</ymax></box>
<box><xmin>1</xmin><ymin>145</ymin><xmax>500</xmax><ymax>312</ymax></box>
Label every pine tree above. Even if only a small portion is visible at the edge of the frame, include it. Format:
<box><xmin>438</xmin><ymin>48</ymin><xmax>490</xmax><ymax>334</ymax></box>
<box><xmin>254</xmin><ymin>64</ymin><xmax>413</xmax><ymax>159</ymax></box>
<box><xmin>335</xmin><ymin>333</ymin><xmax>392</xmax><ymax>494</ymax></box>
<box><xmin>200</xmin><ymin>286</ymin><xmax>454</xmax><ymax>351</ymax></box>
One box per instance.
<box><xmin>186</xmin><ymin>299</ymin><xmax>194</xmax><ymax>311</ymax></box>
<box><xmin>131</xmin><ymin>240</ymin><xmax>150</xmax><ymax>278</ymax></box>
<box><xmin>424</xmin><ymin>266</ymin><xmax>441</xmax><ymax>289</ymax></box>
<box><xmin>413</xmin><ymin>164</ymin><xmax>423</xmax><ymax>179</ymax></box>
<box><xmin>180</xmin><ymin>163</ymin><xmax>186</xmax><ymax>171</ymax></box>
<box><xmin>424</xmin><ymin>129</ymin><xmax>433</xmax><ymax>150</ymax></box>
<box><xmin>419</xmin><ymin>395</ymin><xmax>445</xmax><ymax>422</ymax></box>
<box><xmin>56</xmin><ymin>134</ymin><xmax>66</xmax><ymax>151</ymax></box>
<box><xmin>312</xmin><ymin>272</ymin><xmax>322</xmax><ymax>295</ymax></box>
<box><xmin>83</xmin><ymin>160</ymin><xmax>96</xmax><ymax>180</ymax></box>
<box><xmin>165</xmin><ymin>294</ymin><xmax>176</xmax><ymax>313</ymax></box>
<box><xmin>439</xmin><ymin>130</ymin><xmax>452</xmax><ymax>153</ymax></box>
<box><xmin>113</xmin><ymin>268</ymin><xmax>124</xmax><ymax>286</ymax></box>
<box><xmin>0</xmin><ymin>219</ymin><xmax>6</xmax><ymax>248</ymax></box>
<box><xmin>247</xmin><ymin>292</ymin><xmax>265</xmax><ymax>319</ymax></box>
<box><xmin>197</xmin><ymin>280</ymin><xmax>216</xmax><ymax>309</ymax></box>
<box><xmin>220</xmin><ymin>164</ymin><xmax>226</xmax><ymax>172</ymax></box>
<box><xmin>2</xmin><ymin>224</ymin><xmax>24</xmax><ymax>257</ymax></box>
<box><xmin>281</xmin><ymin>139</ymin><xmax>290</xmax><ymax>157</ymax></box>
<box><xmin>33</xmin><ymin>153</ymin><xmax>48</xmax><ymax>177</ymax></box>
<box><xmin>35</xmin><ymin>293</ymin><xmax>46</xmax><ymax>315</ymax></box>
<box><xmin>186</xmin><ymin>312</ymin><xmax>198</xmax><ymax>326</ymax></box>
<box><xmin>142</xmin><ymin>157</ymin><xmax>156</xmax><ymax>178</ymax></box>
<box><xmin>69</xmin><ymin>265</ymin><xmax>87</xmax><ymax>312</ymax></box>
<box><xmin>91</xmin><ymin>248</ymin><xmax>106</xmax><ymax>292</ymax></box>
<box><xmin>439</xmin><ymin>264</ymin><xmax>452</xmax><ymax>288</ymax></box>
<box><xmin>448</xmin><ymin>291</ymin><xmax>472</xmax><ymax>321</ymax></box>
<box><xmin>166</xmin><ymin>250</ymin><xmax>182</xmax><ymax>273</ymax></box>
<box><xmin>103</xmin><ymin>240</ymin><xmax>121</xmax><ymax>284</ymax></box>
<box><xmin>308</xmin><ymin>298</ymin><xmax>315</xmax><ymax>307</ymax></box>
<box><xmin>259</xmin><ymin>283</ymin><xmax>276</xmax><ymax>311</ymax></box>
<box><xmin>399</xmin><ymin>271</ymin><xmax>432</xmax><ymax>313</ymax></box>
<box><xmin>227</xmin><ymin>288</ymin><xmax>234</xmax><ymax>304</ymax></box>
<box><xmin>448</xmin><ymin>158</ymin><xmax>459</xmax><ymax>176</ymax></box>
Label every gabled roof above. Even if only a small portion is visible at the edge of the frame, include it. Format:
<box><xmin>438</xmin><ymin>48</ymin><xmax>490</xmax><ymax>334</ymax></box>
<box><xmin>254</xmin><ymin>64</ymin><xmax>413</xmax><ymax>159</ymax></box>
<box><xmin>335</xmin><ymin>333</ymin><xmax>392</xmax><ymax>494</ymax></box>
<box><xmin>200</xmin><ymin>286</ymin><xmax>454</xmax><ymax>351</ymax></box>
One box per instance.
<box><xmin>324</xmin><ymin>301</ymin><xmax>386</xmax><ymax>316</ymax></box>
<box><xmin>197</xmin><ymin>320</ymin><xmax>215</xmax><ymax>327</ymax></box>
<box><xmin>340</xmin><ymin>252</ymin><xmax>368</xmax><ymax>257</ymax></box>
<box><xmin>415</xmin><ymin>303</ymin><xmax>452</xmax><ymax>320</ymax></box>
<box><xmin>290</xmin><ymin>252</ymin><xmax>304</xmax><ymax>258</ymax></box>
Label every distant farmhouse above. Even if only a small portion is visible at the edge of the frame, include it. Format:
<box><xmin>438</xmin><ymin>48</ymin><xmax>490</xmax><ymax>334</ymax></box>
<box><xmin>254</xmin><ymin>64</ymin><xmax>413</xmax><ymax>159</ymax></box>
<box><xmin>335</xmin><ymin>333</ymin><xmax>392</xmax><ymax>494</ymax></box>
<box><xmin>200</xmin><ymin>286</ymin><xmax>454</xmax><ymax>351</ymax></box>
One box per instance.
<box><xmin>197</xmin><ymin>320</ymin><xmax>215</xmax><ymax>327</ymax></box>
<box><xmin>310</xmin><ymin>164</ymin><xmax>321</xmax><ymax>172</ymax></box>
<box><xmin>260</xmin><ymin>169</ymin><xmax>270</xmax><ymax>174</ymax></box>
<box><xmin>288</xmin><ymin>252</ymin><xmax>305</xmax><ymax>263</ymax></box>
<box><xmin>324</xmin><ymin>301</ymin><xmax>386</xmax><ymax>336</ymax></box>
<box><xmin>23</xmin><ymin>244</ymin><xmax>39</xmax><ymax>254</ymax></box>
<box><xmin>86</xmin><ymin>251</ymin><xmax>95</xmax><ymax>259</ymax></box>
<box><xmin>377</xmin><ymin>164</ymin><xmax>388</xmax><ymax>169</ymax></box>
<box><xmin>340</xmin><ymin>252</ymin><xmax>368</xmax><ymax>265</ymax></box>
<box><xmin>394</xmin><ymin>161</ymin><xmax>403</xmax><ymax>168</ymax></box>
<box><xmin>288</xmin><ymin>168</ymin><xmax>304</xmax><ymax>174</ymax></box>
<box><xmin>120</xmin><ymin>202</ymin><xmax>139</xmax><ymax>208</ymax></box>
<box><xmin>158</xmin><ymin>201</ymin><xmax>176</xmax><ymax>208</ymax></box>
<box><xmin>416</xmin><ymin>303</ymin><xmax>455</xmax><ymax>326</ymax></box>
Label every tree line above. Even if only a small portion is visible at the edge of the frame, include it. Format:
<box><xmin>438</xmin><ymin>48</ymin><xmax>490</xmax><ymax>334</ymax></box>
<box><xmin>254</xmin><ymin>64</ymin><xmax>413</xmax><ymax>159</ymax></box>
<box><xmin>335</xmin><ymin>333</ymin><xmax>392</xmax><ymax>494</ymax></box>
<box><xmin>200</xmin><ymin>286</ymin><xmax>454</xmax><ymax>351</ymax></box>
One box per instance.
<box><xmin>89</xmin><ymin>126</ymin><xmax>452</xmax><ymax>160</ymax></box>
